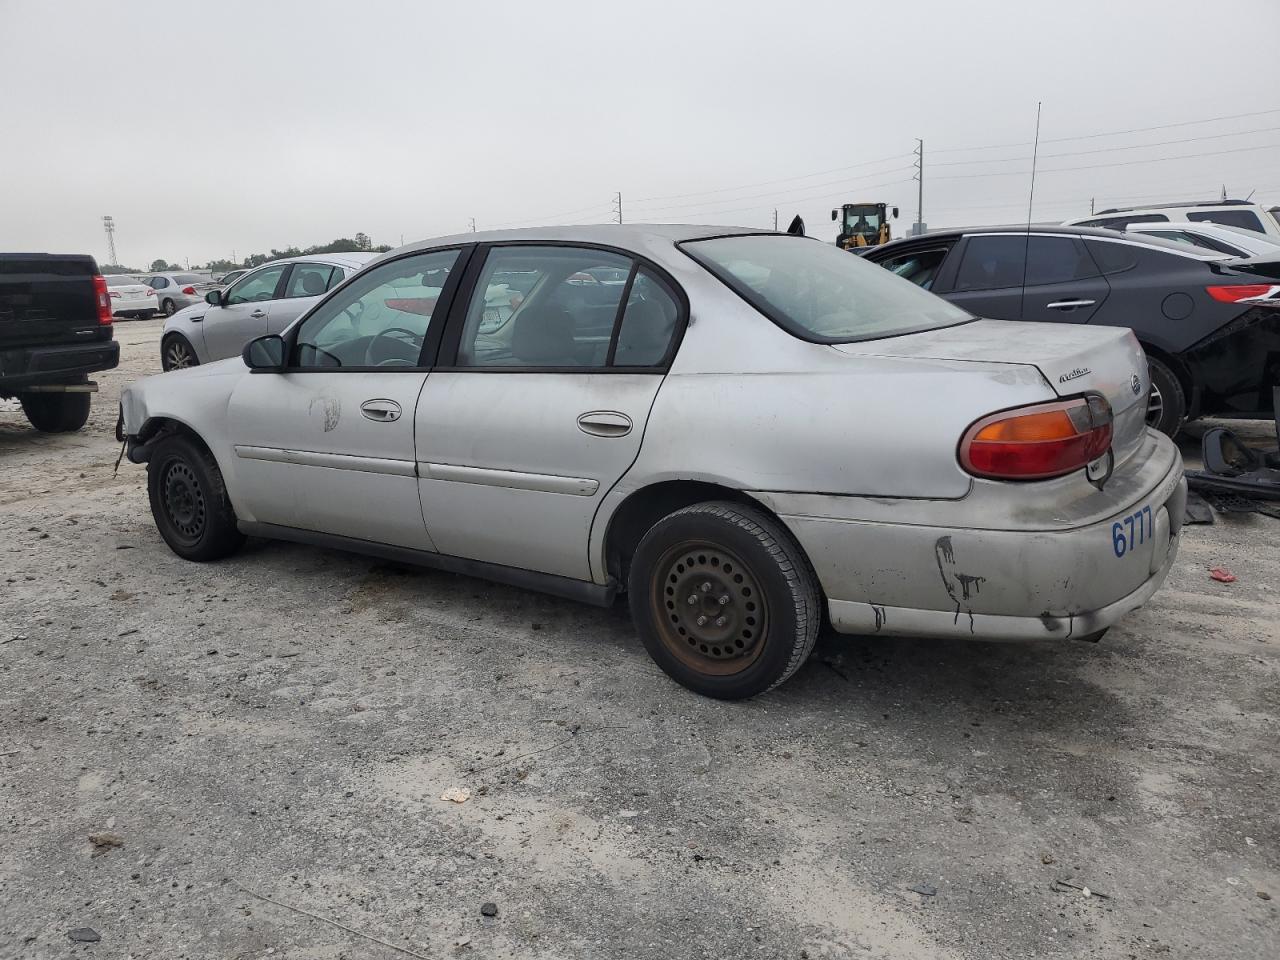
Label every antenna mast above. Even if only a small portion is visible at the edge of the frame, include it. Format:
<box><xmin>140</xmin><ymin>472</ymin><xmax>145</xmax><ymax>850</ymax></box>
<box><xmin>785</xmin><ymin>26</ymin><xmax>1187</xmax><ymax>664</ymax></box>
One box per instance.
<box><xmin>1018</xmin><ymin>102</ymin><xmax>1043</xmax><ymax>320</ymax></box>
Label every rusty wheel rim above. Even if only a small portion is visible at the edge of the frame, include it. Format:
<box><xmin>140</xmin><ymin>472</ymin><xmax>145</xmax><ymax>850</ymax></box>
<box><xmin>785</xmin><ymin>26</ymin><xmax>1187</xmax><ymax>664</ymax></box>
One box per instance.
<box><xmin>650</xmin><ymin>540</ymin><xmax>768</xmax><ymax>676</ymax></box>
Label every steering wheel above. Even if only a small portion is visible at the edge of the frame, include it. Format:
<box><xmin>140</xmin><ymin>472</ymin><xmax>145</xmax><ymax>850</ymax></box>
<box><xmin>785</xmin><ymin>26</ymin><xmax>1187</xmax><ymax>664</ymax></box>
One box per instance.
<box><xmin>365</xmin><ymin>326</ymin><xmax>423</xmax><ymax>367</ymax></box>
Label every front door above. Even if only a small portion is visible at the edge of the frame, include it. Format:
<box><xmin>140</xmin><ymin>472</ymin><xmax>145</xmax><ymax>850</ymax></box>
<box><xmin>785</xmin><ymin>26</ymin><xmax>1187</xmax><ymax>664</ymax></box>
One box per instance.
<box><xmin>416</xmin><ymin>245</ymin><xmax>685</xmax><ymax>581</ymax></box>
<box><xmin>225</xmin><ymin>248</ymin><xmax>466</xmax><ymax>549</ymax></box>
<box><xmin>202</xmin><ymin>263</ymin><xmax>287</xmax><ymax>361</ymax></box>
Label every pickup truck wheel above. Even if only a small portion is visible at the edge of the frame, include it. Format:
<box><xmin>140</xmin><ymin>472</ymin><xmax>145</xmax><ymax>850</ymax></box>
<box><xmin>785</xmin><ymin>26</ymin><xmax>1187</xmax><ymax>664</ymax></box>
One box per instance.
<box><xmin>19</xmin><ymin>391</ymin><xmax>91</xmax><ymax>432</ymax></box>
<box><xmin>162</xmin><ymin>299</ymin><xmax>177</xmax><ymax>317</ymax></box>
<box><xmin>147</xmin><ymin>435</ymin><xmax>245</xmax><ymax>561</ymax></box>
<box><xmin>1145</xmin><ymin>358</ymin><xmax>1186</xmax><ymax>438</ymax></box>
<box><xmin>162</xmin><ymin>335</ymin><xmax>198</xmax><ymax>371</ymax></box>
<box><xmin>628</xmin><ymin>501</ymin><xmax>821</xmax><ymax>700</ymax></box>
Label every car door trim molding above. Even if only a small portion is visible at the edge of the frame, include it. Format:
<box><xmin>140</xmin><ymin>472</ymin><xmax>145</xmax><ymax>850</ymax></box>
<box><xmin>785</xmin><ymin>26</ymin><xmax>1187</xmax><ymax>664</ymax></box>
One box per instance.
<box><xmin>234</xmin><ymin>444</ymin><xmax>416</xmax><ymax>477</ymax></box>
<box><xmin>419</xmin><ymin>461</ymin><xmax>600</xmax><ymax>497</ymax></box>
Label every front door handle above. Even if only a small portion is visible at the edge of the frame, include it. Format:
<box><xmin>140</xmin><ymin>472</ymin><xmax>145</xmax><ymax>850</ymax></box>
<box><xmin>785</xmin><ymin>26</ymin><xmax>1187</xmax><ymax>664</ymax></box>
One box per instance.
<box><xmin>577</xmin><ymin>410</ymin><xmax>633</xmax><ymax>438</ymax></box>
<box><xmin>1046</xmin><ymin>299</ymin><xmax>1096</xmax><ymax>310</ymax></box>
<box><xmin>360</xmin><ymin>399</ymin><xmax>402</xmax><ymax>422</ymax></box>
<box><xmin>250</xmin><ymin>309</ymin><xmax>267</xmax><ymax>318</ymax></box>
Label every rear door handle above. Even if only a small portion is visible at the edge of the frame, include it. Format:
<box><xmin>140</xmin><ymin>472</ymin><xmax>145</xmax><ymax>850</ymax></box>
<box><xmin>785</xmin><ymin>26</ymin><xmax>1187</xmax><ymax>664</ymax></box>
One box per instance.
<box><xmin>577</xmin><ymin>410</ymin><xmax>633</xmax><ymax>438</ymax></box>
<box><xmin>1046</xmin><ymin>299</ymin><xmax>1096</xmax><ymax>310</ymax></box>
<box><xmin>360</xmin><ymin>399</ymin><xmax>402</xmax><ymax>422</ymax></box>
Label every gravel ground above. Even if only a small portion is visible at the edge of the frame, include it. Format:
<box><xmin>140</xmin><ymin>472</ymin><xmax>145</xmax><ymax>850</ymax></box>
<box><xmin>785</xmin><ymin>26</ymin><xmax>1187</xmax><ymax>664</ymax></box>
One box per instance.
<box><xmin>2</xmin><ymin>318</ymin><xmax>1277</xmax><ymax>959</ymax></box>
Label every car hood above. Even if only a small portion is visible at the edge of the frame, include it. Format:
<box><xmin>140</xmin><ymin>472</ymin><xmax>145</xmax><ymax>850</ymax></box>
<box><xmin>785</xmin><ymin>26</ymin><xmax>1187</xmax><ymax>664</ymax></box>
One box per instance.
<box><xmin>832</xmin><ymin>319</ymin><xmax>1151</xmax><ymax>459</ymax></box>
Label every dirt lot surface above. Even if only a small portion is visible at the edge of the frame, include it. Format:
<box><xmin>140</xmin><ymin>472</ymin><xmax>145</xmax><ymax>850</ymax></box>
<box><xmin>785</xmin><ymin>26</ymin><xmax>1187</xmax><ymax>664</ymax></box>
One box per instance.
<box><xmin>2</xmin><ymin>317</ymin><xmax>1277</xmax><ymax>959</ymax></box>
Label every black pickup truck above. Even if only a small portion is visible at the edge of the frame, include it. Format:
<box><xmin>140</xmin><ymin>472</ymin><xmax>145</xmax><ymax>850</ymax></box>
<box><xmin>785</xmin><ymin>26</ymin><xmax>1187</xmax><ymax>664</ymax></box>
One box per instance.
<box><xmin>0</xmin><ymin>253</ymin><xmax>120</xmax><ymax>432</ymax></box>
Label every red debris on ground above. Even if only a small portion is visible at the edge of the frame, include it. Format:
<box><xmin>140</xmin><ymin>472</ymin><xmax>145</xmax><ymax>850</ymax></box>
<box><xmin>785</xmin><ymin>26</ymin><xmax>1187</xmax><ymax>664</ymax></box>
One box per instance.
<box><xmin>1209</xmin><ymin>567</ymin><xmax>1237</xmax><ymax>583</ymax></box>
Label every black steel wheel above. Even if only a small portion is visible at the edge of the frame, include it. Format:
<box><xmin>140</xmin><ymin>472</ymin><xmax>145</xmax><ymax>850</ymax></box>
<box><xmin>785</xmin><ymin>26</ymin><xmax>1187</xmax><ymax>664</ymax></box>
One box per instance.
<box><xmin>147</xmin><ymin>434</ymin><xmax>244</xmax><ymax>561</ymax></box>
<box><xmin>628</xmin><ymin>501</ymin><xmax>821</xmax><ymax>699</ymax></box>
<box><xmin>162</xmin><ymin>335</ymin><xmax>198</xmax><ymax>371</ymax></box>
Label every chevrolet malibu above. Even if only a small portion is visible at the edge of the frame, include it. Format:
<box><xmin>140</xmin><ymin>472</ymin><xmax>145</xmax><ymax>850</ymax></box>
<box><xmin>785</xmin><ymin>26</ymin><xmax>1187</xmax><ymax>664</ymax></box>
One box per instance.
<box><xmin>118</xmin><ymin>225</ymin><xmax>1186</xmax><ymax>699</ymax></box>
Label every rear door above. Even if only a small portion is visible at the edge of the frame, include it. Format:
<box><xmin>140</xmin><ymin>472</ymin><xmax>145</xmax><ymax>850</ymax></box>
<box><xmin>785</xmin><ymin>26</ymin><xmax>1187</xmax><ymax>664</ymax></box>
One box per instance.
<box><xmin>266</xmin><ymin>261</ymin><xmax>336</xmax><ymax>335</ymax></box>
<box><xmin>415</xmin><ymin>244</ymin><xmax>685</xmax><ymax>581</ymax></box>
<box><xmin>944</xmin><ymin>234</ymin><xmax>1109</xmax><ymax>324</ymax></box>
<box><xmin>202</xmin><ymin>263</ymin><xmax>287</xmax><ymax>361</ymax></box>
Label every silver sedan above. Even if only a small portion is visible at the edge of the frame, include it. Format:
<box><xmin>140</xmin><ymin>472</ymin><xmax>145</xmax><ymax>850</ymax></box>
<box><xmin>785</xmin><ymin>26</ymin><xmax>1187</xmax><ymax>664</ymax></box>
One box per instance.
<box><xmin>118</xmin><ymin>225</ymin><xmax>1185</xmax><ymax>699</ymax></box>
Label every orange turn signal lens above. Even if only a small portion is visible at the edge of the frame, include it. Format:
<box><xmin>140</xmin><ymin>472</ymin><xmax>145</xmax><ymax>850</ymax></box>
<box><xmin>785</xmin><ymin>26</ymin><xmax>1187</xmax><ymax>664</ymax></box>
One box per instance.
<box><xmin>961</xmin><ymin>396</ymin><xmax>1113</xmax><ymax>481</ymax></box>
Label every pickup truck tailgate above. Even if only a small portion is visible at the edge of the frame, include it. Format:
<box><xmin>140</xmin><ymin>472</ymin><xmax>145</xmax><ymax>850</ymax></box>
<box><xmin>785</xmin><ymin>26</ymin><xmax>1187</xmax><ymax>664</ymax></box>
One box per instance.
<box><xmin>0</xmin><ymin>253</ymin><xmax>101</xmax><ymax>349</ymax></box>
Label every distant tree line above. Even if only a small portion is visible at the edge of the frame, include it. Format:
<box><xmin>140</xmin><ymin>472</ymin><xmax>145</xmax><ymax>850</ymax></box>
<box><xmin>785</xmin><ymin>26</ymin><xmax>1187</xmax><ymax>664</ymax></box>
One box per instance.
<box><xmin>203</xmin><ymin>233</ymin><xmax>389</xmax><ymax>273</ymax></box>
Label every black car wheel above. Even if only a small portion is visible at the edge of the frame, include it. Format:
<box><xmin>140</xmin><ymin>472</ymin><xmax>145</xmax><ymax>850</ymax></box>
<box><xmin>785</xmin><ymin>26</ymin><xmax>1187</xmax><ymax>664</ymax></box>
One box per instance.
<box><xmin>147</xmin><ymin>434</ymin><xmax>245</xmax><ymax>561</ymax></box>
<box><xmin>1145</xmin><ymin>358</ymin><xmax>1186</xmax><ymax>438</ymax></box>
<box><xmin>162</xmin><ymin>335</ymin><xmax>199</xmax><ymax>371</ymax></box>
<box><xmin>19</xmin><ymin>391</ymin><xmax>91</xmax><ymax>432</ymax></box>
<box><xmin>162</xmin><ymin>299</ymin><xmax>177</xmax><ymax>317</ymax></box>
<box><xmin>628</xmin><ymin>501</ymin><xmax>821</xmax><ymax>700</ymax></box>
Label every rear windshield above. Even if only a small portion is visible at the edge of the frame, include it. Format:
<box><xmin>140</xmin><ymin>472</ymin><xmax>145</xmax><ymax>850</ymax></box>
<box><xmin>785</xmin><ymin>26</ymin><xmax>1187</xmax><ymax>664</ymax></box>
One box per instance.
<box><xmin>105</xmin><ymin>275</ymin><xmax>139</xmax><ymax>286</ymax></box>
<box><xmin>682</xmin><ymin>234</ymin><xmax>971</xmax><ymax>342</ymax></box>
<box><xmin>175</xmin><ymin>274</ymin><xmax>204</xmax><ymax>284</ymax></box>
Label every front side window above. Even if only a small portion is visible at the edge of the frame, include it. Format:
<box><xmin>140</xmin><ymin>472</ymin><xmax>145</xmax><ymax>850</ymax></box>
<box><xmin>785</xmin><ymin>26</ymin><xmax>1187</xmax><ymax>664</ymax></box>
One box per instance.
<box><xmin>293</xmin><ymin>249</ymin><xmax>459</xmax><ymax>369</ymax></box>
<box><xmin>457</xmin><ymin>247</ymin><xmax>633</xmax><ymax>367</ymax></box>
<box><xmin>1187</xmin><ymin>209</ymin><xmax>1265</xmax><ymax>232</ymax></box>
<box><xmin>226</xmin><ymin>265</ymin><xmax>285</xmax><ymax>305</ymax></box>
<box><xmin>286</xmin><ymin>263</ymin><xmax>335</xmax><ymax>299</ymax></box>
<box><xmin>877</xmin><ymin>247</ymin><xmax>950</xmax><ymax>290</ymax></box>
<box><xmin>684</xmin><ymin>234</ymin><xmax>968</xmax><ymax>342</ymax></box>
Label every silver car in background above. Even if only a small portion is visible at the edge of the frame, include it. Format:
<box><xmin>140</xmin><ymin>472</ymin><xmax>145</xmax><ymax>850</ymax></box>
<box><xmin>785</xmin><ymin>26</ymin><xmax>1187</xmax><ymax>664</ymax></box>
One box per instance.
<box><xmin>120</xmin><ymin>225</ymin><xmax>1184</xmax><ymax>700</ymax></box>
<box><xmin>104</xmin><ymin>274</ymin><xmax>158</xmax><ymax>318</ymax></box>
<box><xmin>144</xmin><ymin>272</ymin><xmax>218</xmax><ymax>317</ymax></box>
<box><xmin>159</xmin><ymin>252</ymin><xmax>376</xmax><ymax>369</ymax></box>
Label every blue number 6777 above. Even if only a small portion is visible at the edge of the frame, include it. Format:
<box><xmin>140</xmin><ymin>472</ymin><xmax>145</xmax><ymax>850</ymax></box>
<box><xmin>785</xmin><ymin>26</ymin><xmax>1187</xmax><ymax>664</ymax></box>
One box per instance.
<box><xmin>1112</xmin><ymin>505</ymin><xmax>1153</xmax><ymax>558</ymax></box>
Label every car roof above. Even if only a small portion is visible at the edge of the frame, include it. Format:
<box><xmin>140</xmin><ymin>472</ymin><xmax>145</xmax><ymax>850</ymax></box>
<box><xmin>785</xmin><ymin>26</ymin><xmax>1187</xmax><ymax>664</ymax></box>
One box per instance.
<box><xmin>874</xmin><ymin>223</ymin><xmax>1228</xmax><ymax>259</ymax></box>
<box><xmin>387</xmin><ymin>223</ymin><xmax>771</xmax><ymax>258</ymax></box>
<box><xmin>1092</xmin><ymin>199</ymin><xmax>1258</xmax><ymax>214</ymax></box>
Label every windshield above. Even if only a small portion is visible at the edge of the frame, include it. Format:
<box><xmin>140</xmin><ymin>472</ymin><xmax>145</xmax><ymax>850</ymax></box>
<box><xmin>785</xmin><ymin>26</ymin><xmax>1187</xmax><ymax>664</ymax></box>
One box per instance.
<box><xmin>683</xmin><ymin>235</ymin><xmax>972</xmax><ymax>342</ymax></box>
<box><xmin>842</xmin><ymin>206</ymin><xmax>882</xmax><ymax>233</ymax></box>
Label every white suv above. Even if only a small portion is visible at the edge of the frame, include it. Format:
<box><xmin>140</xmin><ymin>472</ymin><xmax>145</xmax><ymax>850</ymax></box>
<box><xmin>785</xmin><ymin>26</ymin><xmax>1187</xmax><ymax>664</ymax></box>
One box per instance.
<box><xmin>1066</xmin><ymin>200</ymin><xmax>1280</xmax><ymax>239</ymax></box>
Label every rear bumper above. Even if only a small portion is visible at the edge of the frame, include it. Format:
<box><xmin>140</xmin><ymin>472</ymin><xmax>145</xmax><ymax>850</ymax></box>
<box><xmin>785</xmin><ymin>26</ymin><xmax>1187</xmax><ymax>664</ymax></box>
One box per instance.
<box><xmin>0</xmin><ymin>340</ymin><xmax>120</xmax><ymax>392</ymax></box>
<box><xmin>113</xmin><ymin>298</ymin><xmax>157</xmax><ymax>314</ymax></box>
<box><xmin>762</xmin><ymin>430</ymin><xmax>1186</xmax><ymax>642</ymax></box>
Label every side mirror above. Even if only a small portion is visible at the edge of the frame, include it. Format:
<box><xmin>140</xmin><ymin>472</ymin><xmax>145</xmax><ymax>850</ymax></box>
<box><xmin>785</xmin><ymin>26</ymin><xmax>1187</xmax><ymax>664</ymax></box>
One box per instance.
<box><xmin>205</xmin><ymin>290</ymin><xmax>223</xmax><ymax>306</ymax></box>
<box><xmin>830</xmin><ymin>209</ymin><xmax>839</xmax><ymax>221</ymax></box>
<box><xmin>243</xmin><ymin>334</ymin><xmax>285</xmax><ymax>372</ymax></box>
<box><xmin>892</xmin><ymin>207</ymin><xmax>900</xmax><ymax>219</ymax></box>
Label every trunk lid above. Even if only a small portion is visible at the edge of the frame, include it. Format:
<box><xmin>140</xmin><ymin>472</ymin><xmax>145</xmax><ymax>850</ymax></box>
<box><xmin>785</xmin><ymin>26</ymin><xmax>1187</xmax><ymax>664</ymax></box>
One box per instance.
<box><xmin>0</xmin><ymin>254</ymin><xmax>101</xmax><ymax>349</ymax></box>
<box><xmin>833</xmin><ymin>318</ymin><xmax>1150</xmax><ymax>460</ymax></box>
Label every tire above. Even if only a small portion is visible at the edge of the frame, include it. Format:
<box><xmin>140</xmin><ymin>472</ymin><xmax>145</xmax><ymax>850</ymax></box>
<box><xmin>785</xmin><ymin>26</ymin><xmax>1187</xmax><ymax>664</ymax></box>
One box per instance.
<box><xmin>161</xmin><ymin>334</ymin><xmax>199</xmax><ymax>371</ymax></box>
<box><xmin>146</xmin><ymin>434</ymin><xmax>245</xmax><ymax>561</ymax></box>
<box><xmin>162</xmin><ymin>299</ymin><xmax>177</xmax><ymax>317</ymax></box>
<box><xmin>1145</xmin><ymin>357</ymin><xmax>1186</xmax><ymax>438</ymax></box>
<box><xmin>138</xmin><ymin>310</ymin><xmax>155</xmax><ymax>320</ymax></box>
<box><xmin>627</xmin><ymin>501</ymin><xmax>821</xmax><ymax>700</ymax></box>
<box><xmin>19</xmin><ymin>391</ymin><xmax>91</xmax><ymax>432</ymax></box>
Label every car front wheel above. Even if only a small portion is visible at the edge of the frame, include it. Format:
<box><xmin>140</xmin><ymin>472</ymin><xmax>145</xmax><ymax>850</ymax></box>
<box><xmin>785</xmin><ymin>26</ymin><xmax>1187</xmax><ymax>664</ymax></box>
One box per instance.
<box><xmin>161</xmin><ymin>334</ymin><xmax>199</xmax><ymax>371</ymax></box>
<box><xmin>628</xmin><ymin>501</ymin><xmax>821</xmax><ymax>699</ymax></box>
<box><xmin>1145</xmin><ymin>358</ymin><xmax>1186</xmax><ymax>438</ymax></box>
<box><xmin>147</xmin><ymin>434</ymin><xmax>245</xmax><ymax>561</ymax></box>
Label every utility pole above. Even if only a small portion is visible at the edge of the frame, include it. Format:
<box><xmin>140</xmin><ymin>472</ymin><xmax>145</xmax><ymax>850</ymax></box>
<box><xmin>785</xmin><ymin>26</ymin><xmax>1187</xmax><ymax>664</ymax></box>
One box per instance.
<box><xmin>468</xmin><ymin>217</ymin><xmax>476</xmax><ymax>233</ymax></box>
<box><xmin>773</xmin><ymin>209</ymin><xmax>778</xmax><ymax>231</ymax></box>
<box><xmin>1090</xmin><ymin>197</ymin><xmax>1095</xmax><ymax>215</ymax></box>
<box><xmin>232</xmin><ymin>249</ymin><xmax>237</xmax><ymax>265</ymax></box>
<box><xmin>612</xmin><ymin>192</ymin><xmax>623</xmax><ymax>224</ymax></box>
<box><xmin>912</xmin><ymin>140</ymin><xmax>924</xmax><ymax>236</ymax></box>
<box><xmin>102</xmin><ymin>216</ymin><xmax>117</xmax><ymax>266</ymax></box>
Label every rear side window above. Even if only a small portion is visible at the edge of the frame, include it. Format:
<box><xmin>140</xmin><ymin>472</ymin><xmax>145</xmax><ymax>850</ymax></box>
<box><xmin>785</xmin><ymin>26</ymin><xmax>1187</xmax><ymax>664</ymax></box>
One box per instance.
<box><xmin>876</xmin><ymin>246</ymin><xmax>951</xmax><ymax>290</ymax></box>
<box><xmin>1187</xmin><ymin>210</ymin><xmax>1265</xmax><ymax>232</ymax></box>
<box><xmin>1085</xmin><ymin>240</ymin><xmax>1139</xmax><ymax>274</ymax></box>
<box><xmin>149</xmin><ymin>276</ymin><xmax>170</xmax><ymax>289</ymax></box>
<box><xmin>683</xmin><ymin>234</ymin><xmax>968</xmax><ymax>342</ymax></box>
<box><xmin>286</xmin><ymin>263</ymin><xmax>335</xmax><ymax>298</ymax></box>
<box><xmin>326</xmin><ymin>267</ymin><xmax>346</xmax><ymax>290</ymax></box>
<box><xmin>953</xmin><ymin>236</ymin><xmax>1025</xmax><ymax>290</ymax></box>
<box><xmin>612</xmin><ymin>269</ymin><xmax>680</xmax><ymax>366</ymax></box>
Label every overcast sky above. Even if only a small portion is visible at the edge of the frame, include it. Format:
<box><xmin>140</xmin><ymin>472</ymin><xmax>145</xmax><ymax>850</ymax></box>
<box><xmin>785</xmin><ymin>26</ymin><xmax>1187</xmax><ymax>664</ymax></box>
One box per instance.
<box><xmin>2</xmin><ymin>0</ymin><xmax>1278</xmax><ymax>267</ymax></box>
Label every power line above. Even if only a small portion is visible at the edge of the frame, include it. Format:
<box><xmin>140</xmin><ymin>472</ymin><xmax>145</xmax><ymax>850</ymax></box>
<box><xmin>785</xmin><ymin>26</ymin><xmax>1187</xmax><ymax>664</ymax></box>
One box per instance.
<box><xmin>665</xmin><ymin>178</ymin><xmax>911</xmax><ymax>222</ymax></box>
<box><xmin>931</xmin><ymin>125</ymin><xmax>1280</xmax><ymax>167</ymax></box>
<box><xmin>630</xmin><ymin>151</ymin><xmax>909</xmax><ymax>205</ymax></box>
<box><xmin>930</xmin><ymin>141</ymin><xmax>1280</xmax><ymax>181</ymax></box>
<box><xmin>930</xmin><ymin>106</ymin><xmax>1280</xmax><ymax>154</ymax></box>
<box><xmin>632</xmin><ymin>167</ymin><xmax>914</xmax><ymax>215</ymax></box>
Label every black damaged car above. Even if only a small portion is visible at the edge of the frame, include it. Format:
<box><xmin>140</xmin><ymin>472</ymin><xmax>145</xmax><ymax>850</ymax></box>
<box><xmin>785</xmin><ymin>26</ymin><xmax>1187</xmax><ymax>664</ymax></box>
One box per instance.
<box><xmin>860</xmin><ymin>225</ymin><xmax>1279</xmax><ymax>436</ymax></box>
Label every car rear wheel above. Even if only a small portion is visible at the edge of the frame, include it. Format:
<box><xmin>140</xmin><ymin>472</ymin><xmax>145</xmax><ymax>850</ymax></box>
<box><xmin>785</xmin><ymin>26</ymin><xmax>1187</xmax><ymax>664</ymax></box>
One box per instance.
<box><xmin>628</xmin><ymin>501</ymin><xmax>821</xmax><ymax>699</ymax></box>
<box><xmin>162</xmin><ymin>299</ymin><xmax>177</xmax><ymax>317</ymax></box>
<box><xmin>1145</xmin><ymin>358</ymin><xmax>1186</xmax><ymax>438</ymax></box>
<box><xmin>147</xmin><ymin>434</ymin><xmax>245</xmax><ymax>561</ymax></box>
<box><xmin>162</xmin><ymin>334</ymin><xmax>198</xmax><ymax>371</ymax></box>
<box><xmin>19</xmin><ymin>390</ymin><xmax>91</xmax><ymax>432</ymax></box>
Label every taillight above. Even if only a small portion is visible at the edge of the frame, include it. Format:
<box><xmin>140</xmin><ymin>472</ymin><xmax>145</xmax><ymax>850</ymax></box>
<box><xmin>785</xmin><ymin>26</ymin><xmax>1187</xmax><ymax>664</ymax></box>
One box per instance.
<box><xmin>960</xmin><ymin>396</ymin><xmax>1113</xmax><ymax>481</ymax></box>
<box><xmin>93</xmin><ymin>275</ymin><xmax>113</xmax><ymax>325</ymax></box>
<box><xmin>1206</xmin><ymin>284</ymin><xmax>1272</xmax><ymax>303</ymax></box>
<box><xmin>181</xmin><ymin>285</ymin><xmax>197</xmax><ymax>295</ymax></box>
